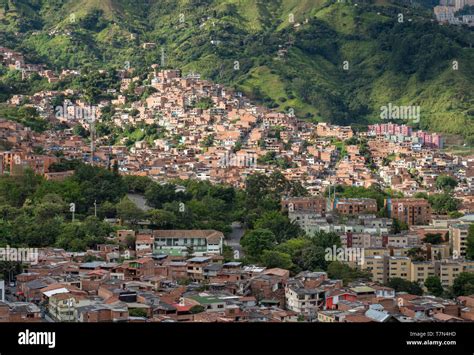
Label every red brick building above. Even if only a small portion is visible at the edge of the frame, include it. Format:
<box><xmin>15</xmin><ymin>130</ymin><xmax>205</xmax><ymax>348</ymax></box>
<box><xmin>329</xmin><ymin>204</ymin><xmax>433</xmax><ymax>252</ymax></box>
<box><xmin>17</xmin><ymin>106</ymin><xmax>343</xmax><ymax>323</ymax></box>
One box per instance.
<box><xmin>334</xmin><ymin>198</ymin><xmax>378</xmax><ymax>215</ymax></box>
<box><xmin>281</xmin><ymin>197</ymin><xmax>327</xmax><ymax>214</ymax></box>
<box><xmin>387</xmin><ymin>198</ymin><xmax>432</xmax><ymax>226</ymax></box>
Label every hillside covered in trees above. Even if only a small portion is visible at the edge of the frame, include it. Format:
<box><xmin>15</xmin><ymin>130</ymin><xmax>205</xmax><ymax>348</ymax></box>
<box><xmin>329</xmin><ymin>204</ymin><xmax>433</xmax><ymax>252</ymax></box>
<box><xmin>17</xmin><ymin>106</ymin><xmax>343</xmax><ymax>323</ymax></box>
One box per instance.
<box><xmin>0</xmin><ymin>0</ymin><xmax>473</xmax><ymax>142</ymax></box>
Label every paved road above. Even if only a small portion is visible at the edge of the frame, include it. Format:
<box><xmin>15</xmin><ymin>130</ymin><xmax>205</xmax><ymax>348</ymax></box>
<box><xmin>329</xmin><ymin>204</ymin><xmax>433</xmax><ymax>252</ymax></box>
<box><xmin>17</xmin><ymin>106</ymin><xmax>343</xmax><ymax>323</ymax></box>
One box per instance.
<box><xmin>127</xmin><ymin>193</ymin><xmax>152</xmax><ymax>211</ymax></box>
<box><xmin>226</xmin><ymin>222</ymin><xmax>245</xmax><ymax>258</ymax></box>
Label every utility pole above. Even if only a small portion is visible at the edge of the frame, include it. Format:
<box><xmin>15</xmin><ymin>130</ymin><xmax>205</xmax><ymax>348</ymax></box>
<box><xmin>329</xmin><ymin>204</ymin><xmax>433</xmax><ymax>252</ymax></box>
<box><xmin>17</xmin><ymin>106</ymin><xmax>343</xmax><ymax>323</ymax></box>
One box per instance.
<box><xmin>94</xmin><ymin>200</ymin><xmax>97</xmax><ymax>218</ymax></box>
<box><xmin>90</xmin><ymin>119</ymin><xmax>95</xmax><ymax>166</ymax></box>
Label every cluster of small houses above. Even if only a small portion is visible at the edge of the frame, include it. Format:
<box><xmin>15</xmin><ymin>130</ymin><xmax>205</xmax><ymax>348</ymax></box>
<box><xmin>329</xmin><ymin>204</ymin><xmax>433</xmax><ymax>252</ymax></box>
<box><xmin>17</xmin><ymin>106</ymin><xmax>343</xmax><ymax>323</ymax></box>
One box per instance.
<box><xmin>0</xmin><ymin>227</ymin><xmax>473</xmax><ymax>323</ymax></box>
<box><xmin>1</xmin><ymin>46</ymin><xmax>471</xmax><ymax>212</ymax></box>
<box><xmin>1</xmin><ymin>47</ymin><xmax>474</xmax><ymax>323</ymax></box>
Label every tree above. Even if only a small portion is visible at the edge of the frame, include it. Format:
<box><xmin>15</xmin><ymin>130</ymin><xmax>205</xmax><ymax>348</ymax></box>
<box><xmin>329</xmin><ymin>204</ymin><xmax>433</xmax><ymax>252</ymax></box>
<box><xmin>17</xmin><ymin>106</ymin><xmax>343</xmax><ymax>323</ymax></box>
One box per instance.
<box><xmin>55</xmin><ymin>216</ymin><xmax>112</xmax><ymax>252</ymax></box>
<box><xmin>72</xmin><ymin>164</ymin><xmax>127</xmax><ymax>211</ymax></box>
<box><xmin>185</xmin><ymin>245</ymin><xmax>195</xmax><ymax>258</ymax></box>
<box><xmin>145</xmin><ymin>183</ymin><xmax>185</xmax><ymax>209</ymax></box>
<box><xmin>48</xmin><ymin>159</ymin><xmax>82</xmax><ymax>173</ymax></box>
<box><xmin>298</xmin><ymin>232</ymin><xmax>343</xmax><ymax>271</ymax></box>
<box><xmin>201</xmin><ymin>134</ymin><xmax>215</xmax><ymax>148</ymax></box>
<box><xmin>428</xmin><ymin>193</ymin><xmax>460</xmax><ymax>214</ymax></box>
<box><xmin>327</xmin><ymin>262</ymin><xmax>372</xmax><ymax>285</ymax></box>
<box><xmin>312</xmin><ymin>231</ymin><xmax>342</xmax><ymax>249</ymax></box>
<box><xmin>435</xmin><ymin>175</ymin><xmax>458</xmax><ymax>191</ymax></box>
<box><xmin>243</xmin><ymin>172</ymin><xmax>307</xmax><ymax>222</ymax></box>
<box><xmin>147</xmin><ymin>209</ymin><xmax>177</xmax><ymax>229</ymax></box>
<box><xmin>414</xmin><ymin>192</ymin><xmax>429</xmax><ymax>200</ymax></box>
<box><xmin>301</xmin><ymin>245</ymin><xmax>326</xmax><ymax>272</ymax></box>
<box><xmin>448</xmin><ymin>211</ymin><xmax>463</xmax><ymax>219</ymax></box>
<box><xmin>423</xmin><ymin>233</ymin><xmax>443</xmax><ymax>245</ymax></box>
<box><xmin>276</xmin><ymin>237</ymin><xmax>311</xmax><ymax>272</ymax></box>
<box><xmin>388</xmin><ymin>278</ymin><xmax>423</xmax><ymax>295</ymax></box>
<box><xmin>123</xmin><ymin>175</ymin><xmax>153</xmax><ymax>193</ymax></box>
<box><xmin>0</xmin><ymin>261</ymin><xmax>22</xmax><ymax>284</ymax></box>
<box><xmin>391</xmin><ymin>218</ymin><xmax>408</xmax><ymax>234</ymax></box>
<box><xmin>116</xmin><ymin>197</ymin><xmax>145</xmax><ymax>225</ymax></box>
<box><xmin>83</xmin><ymin>254</ymin><xmax>102</xmax><ymax>263</ymax></box>
<box><xmin>0</xmin><ymin>169</ymin><xmax>42</xmax><ymax>207</ymax></box>
<box><xmin>261</xmin><ymin>250</ymin><xmax>293</xmax><ymax>269</ymax></box>
<box><xmin>407</xmin><ymin>247</ymin><xmax>426</xmax><ymax>261</ymax></box>
<box><xmin>196</xmin><ymin>97</ymin><xmax>214</xmax><ymax>110</ymax></box>
<box><xmin>129</xmin><ymin>308</ymin><xmax>148</xmax><ymax>318</ymax></box>
<box><xmin>222</xmin><ymin>245</ymin><xmax>234</xmax><ymax>262</ymax></box>
<box><xmin>240</xmin><ymin>229</ymin><xmax>276</xmax><ymax>261</ymax></box>
<box><xmin>424</xmin><ymin>276</ymin><xmax>443</xmax><ymax>297</ymax></box>
<box><xmin>190</xmin><ymin>305</ymin><xmax>205</xmax><ymax>314</ymax></box>
<box><xmin>73</xmin><ymin>124</ymin><xmax>88</xmax><ymax>138</ymax></box>
<box><xmin>254</xmin><ymin>211</ymin><xmax>302</xmax><ymax>243</ymax></box>
<box><xmin>98</xmin><ymin>201</ymin><xmax>117</xmax><ymax>218</ymax></box>
<box><xmin>466</xmin><ymin>224</ymin><xmax>474</xmax><ymax>260</ymax></box>
<box><xmin>452</xmin><ymin>272</ymin><xmax>474</xmax><ymax>296</ymax></box>
<box><xmin>33</xmin><ymin>199</ymin><xmax>66</xmax><ymax>220</ymax></box>
<box><xmin>328</xmin><ymin>185</ymin><xmax>389</xmax><ymax>211</ymax></box>
<box><xmin>125</xmin><ymin>235</ymin><xmax>136</xmax><ymax>250</ymax></box>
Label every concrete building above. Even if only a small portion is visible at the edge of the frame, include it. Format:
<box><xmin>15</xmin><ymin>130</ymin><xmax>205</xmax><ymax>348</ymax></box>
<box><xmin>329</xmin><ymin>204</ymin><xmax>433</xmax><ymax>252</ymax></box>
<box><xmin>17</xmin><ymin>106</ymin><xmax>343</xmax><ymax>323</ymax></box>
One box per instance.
<box><xmin>153</xmin><ymin>230</ymin><xmax>224</xmax><ymax>256</ymax></box>
<box><xmin>334</xmin><ymin>198</ymin><xmax>378</xmax><ymax>215</ymax></box>
<box><xmin>387</xmin><ymin>256</ymin><xmax>411</xmax><ymax>280</ymax></box>
<box><xmin>361</xmin><ymin>255</ymin><xmax>388</xmax><ymax>284</ymax></box>
<box><xmin>186</xmin><ymin>257</ymin><xmax>212</xmax><ymax>282</ymax></box>
<box><xmin>281</xmin><ymin>197</ymin><xmax>327</xmax><ymax>215</ymax></box>
<box><xmin>290</xmin><ymin>213</ymin><xmax>392</xmax><ymax>237</ymax></box>
<box><xmin>450</xmin><ymin>224</ymin><xmax>470</xmax><ymax>258</ymax></box>
<box><xmin>435</xmin><ymin>260</ymin><xmax>474</xmax><ymax>288</ymax></box>
<box><xmin>285</xmin><ymin>279</ymin><xmax>326</xmax><ymax>317</ymax></box>
<box><xmin>386</xmin><ymin>198</ymin><xmax>432</xmax><ymax>226</ymax></box>
<box><xmin>362</xmin><ymin>254</ymin><xmax>474</xmax><ymax>287</ymax></box>
<box><xmin>410</xmin><ymin>261</ymin><xmax>435</xmax><ymax>284</ymax></box>
<box><xmin>48</xmin><ymin>293</ymin><xmax>77</xmax><ymax>322</ymax></box>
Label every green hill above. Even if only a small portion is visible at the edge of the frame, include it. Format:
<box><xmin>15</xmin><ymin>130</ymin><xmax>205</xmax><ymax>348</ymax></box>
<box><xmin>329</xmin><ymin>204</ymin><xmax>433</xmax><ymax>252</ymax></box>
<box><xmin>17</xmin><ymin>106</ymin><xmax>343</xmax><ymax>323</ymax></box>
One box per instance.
<box><xmin>0</xmin><ymin>0</ymin><xmax>473</xmax><ymax>143</ymax></box>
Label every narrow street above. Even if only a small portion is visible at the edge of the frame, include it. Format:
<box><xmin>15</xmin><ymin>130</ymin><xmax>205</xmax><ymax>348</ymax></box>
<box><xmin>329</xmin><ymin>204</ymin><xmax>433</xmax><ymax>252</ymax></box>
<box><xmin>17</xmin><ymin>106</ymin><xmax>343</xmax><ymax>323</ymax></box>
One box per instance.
<box><xmin>126</xmin><ymin>193</ymin><xmax>152</xmax><ymax>211</ymax></box>
<box><xmin>226</xmin><ymin>221</ymin><xmax>245</xmax><ymax>259</ymax></box>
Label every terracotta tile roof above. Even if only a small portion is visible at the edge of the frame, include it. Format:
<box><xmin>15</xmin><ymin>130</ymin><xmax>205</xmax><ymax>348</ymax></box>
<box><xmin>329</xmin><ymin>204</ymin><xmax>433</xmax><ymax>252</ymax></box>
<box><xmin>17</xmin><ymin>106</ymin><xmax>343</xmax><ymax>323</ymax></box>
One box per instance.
<box><xmin>344</xmin><ymin>314</ymin><xmax>373</xmax><ymax>322</ymax></box>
